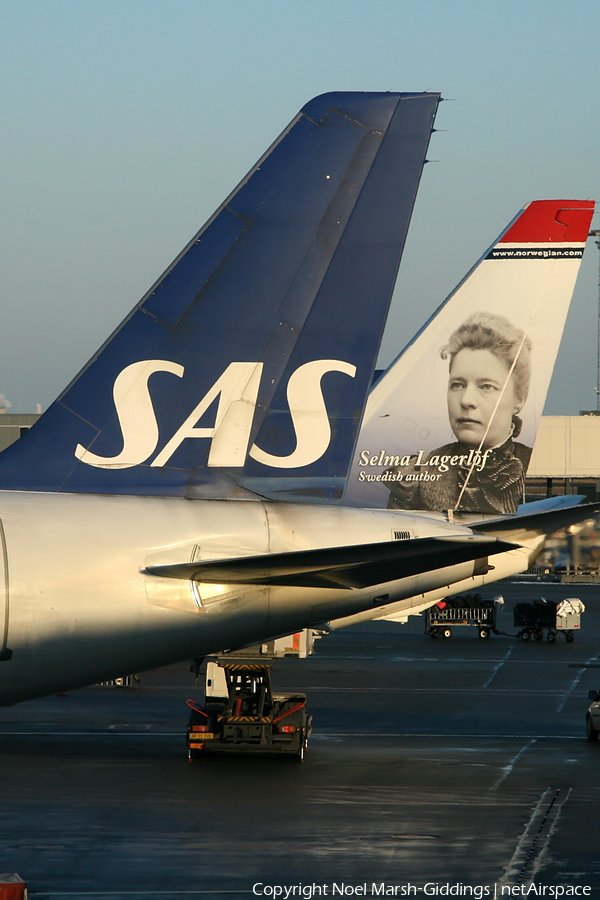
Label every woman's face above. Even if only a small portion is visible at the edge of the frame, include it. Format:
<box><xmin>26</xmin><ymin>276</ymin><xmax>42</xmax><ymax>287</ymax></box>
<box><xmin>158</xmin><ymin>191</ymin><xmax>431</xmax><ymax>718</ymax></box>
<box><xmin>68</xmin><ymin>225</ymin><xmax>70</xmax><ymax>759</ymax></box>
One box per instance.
<box><xmin>447</xmin><ymin>348</ymin><xmax>520</xmax><ymax>449</ymax></box>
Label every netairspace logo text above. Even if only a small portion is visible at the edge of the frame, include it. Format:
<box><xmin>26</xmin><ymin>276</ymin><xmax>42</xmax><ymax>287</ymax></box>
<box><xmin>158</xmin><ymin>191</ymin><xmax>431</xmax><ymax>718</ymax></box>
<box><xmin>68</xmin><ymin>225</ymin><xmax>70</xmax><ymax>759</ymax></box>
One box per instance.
<box><xmin>252</xmin><ymin>885</ymin><xmax>592</xmax><ymax>899</ymax></box>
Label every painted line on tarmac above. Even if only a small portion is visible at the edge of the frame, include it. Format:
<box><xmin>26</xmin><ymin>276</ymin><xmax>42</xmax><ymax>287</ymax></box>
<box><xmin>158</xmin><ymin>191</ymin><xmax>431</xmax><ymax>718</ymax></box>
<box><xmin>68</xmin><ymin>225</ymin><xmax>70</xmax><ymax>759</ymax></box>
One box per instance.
<box><xmin>499</xmin><ymin>786</ymin><xmax>572</xmax><ymax>885</ymax></box>
<box><xmin>556</xmin><ymin>652</ymin><xmax>600</xmax><ymax>712</ymax></box>
<box><xmin>491</xmin><ymin>738</ymin><xmax>537</xmax><ymax>790</ymax></box>
<box><xmin>311</xmin><ymin>732</ymin><xmax>577</xmax><ymax>740</ymax></box>
<box><xmin>387</xmin><ymin>656</ymin><xmax>569</xmax><ymax>664</ymax></box>
<box><xmin>0</xmin><ymin>730</ymin><xmax>582</xmax><ymax>740</ymax></box>
<box><xmin>0</xmin><ymin>731</ymin><xmax>182</xmax><ymax>736</ymax></box>
<box><xmin>311</xmin><ymin>655</ymin><xmax>377</xmax><ymax>659</ymax></box>
<box><xmin>320</xmin><ymin>656</ymin><xmax>588</xmax><ymax>664</ymax></box>
<box><xmin>77</xmin><ymin>685</ymin><xmax>587</xmax><ymax>695</ymax></box>
<box><xmin>279</xmin><ymin>686</ymin><xmax>569</xmax><ymax>694</ymax></box>
<box><xmin>527</xmin><ymin>787</ymin><xmax>572</xmax><ymax>882</ymax></box>
<box><xmin>500</xmin><ymin>786</ymin><xmax>555</xmax><ymax>883</ymax></box>
<box><xmin>482</xmin><ymin>646</ymin><xmax>513</xmax><ymax>688</ymax></box>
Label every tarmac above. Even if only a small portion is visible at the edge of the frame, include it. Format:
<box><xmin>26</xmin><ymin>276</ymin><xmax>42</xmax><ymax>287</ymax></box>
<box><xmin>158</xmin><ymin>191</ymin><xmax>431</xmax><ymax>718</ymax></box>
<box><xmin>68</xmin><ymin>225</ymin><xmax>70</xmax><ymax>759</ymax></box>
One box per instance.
<box><xmin>0</xmin><ymin>581</ymin><xmax>599</xmax><ymax>898</ymax></box>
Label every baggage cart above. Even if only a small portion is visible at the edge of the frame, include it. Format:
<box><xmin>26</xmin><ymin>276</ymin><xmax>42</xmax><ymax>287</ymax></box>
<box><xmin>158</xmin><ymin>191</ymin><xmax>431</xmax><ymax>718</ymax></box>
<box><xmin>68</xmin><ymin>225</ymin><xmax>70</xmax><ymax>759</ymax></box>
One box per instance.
<box><xmin>426</xmin><ymin>594</ymin><xmax>504</xmax><ymax>639</ymax></box>
<box><xmin>513</xmin><ymin>597</ymin><xmax>584</xmax><ymax>643</ymax></box>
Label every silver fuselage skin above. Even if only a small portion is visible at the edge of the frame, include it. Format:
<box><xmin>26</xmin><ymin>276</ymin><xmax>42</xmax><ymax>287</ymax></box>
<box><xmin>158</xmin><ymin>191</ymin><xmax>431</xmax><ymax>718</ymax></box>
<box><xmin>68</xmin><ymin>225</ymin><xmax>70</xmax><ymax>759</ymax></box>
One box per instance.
<box><xmin>0</xmin><ymin>492</ymin><xmax>531</xmax><ymax>706</ymax></box>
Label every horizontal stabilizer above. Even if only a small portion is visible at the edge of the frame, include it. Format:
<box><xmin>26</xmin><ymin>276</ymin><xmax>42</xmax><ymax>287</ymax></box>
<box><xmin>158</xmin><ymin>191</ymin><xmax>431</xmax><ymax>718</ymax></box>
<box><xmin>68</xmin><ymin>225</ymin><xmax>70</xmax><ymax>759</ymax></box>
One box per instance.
<box><xmin>473</xmin><ymin>501</ymin><xmax>600</xmax><ymax>537</ymax></box>
<box><xmin>145</xmin><ymin>534</ymin><xmax>519</xmax><ymax>590</ymax></box>
<box><xmin>516</xmin><ymin>495</ymin><xmax>584</xmax><ymax>515</ymax></box>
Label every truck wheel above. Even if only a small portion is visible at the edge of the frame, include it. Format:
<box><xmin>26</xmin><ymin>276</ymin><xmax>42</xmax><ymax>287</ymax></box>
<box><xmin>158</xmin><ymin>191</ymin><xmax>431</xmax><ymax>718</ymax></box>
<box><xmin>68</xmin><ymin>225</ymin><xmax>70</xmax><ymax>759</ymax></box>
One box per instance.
<box><xmin>520</xmin><ymin>630</ymin><xmax>531</xmax><ymax>641</ymax></box>
<box><xmin>478</xmin><ymin>628</ymin><xmax>490</xmax><ymax>639</ymax></box>
<box><xmin>534</xmin><ymin>629</ymin><xmax>544</xmax><ymax>642</ymax></box>
<box><xmin>429</xmin><ymin>628</ymin><xmax>439</xmax><ymax>639</ymax></box>
<box><xmin>587</xmin><ymin>716</ymin><xmax>599</xmax><ymax>742</ymax></box>
<box><xmin>566</xmin><ymin>632</ymin><xmax>575</xmax><ymax>643</ymax></box>
<box><xmin>442</xmin><ymin>628</ymin><xmax>452</xmax><ymax>639</ymax></box>
<box><xmin>547</xmin><ymin>631</ymin><xmax>557</xmax><ymax>643</ymax></box>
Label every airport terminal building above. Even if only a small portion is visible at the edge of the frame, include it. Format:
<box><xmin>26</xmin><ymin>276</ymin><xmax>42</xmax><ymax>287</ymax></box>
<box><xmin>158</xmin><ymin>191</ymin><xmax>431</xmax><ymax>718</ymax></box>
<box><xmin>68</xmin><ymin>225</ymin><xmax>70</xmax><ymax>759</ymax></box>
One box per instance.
<box><xmin>0</xmin><ymin>412</ymin><xmax>43</xmax><ymax>453</ymax></box>
<box><xmin>526</xmin><ymin>413</ymin><xmax>600</xmax><ymax>502</ymax></box>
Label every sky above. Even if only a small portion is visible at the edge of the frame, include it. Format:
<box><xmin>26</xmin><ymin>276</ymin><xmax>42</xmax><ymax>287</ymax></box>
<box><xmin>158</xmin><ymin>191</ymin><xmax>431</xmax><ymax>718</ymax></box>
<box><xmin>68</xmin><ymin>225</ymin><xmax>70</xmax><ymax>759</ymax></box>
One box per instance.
<box><xmin>1</xmin><ymin>0</ymin><xmax>599</xmax><ymax>414</ymax></box>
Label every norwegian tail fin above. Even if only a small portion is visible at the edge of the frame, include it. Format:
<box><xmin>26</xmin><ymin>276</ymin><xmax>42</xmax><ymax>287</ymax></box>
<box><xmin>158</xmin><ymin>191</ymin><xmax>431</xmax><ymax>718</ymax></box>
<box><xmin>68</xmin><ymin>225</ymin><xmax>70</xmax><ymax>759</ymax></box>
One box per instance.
<box><xmin>344</xmin><ymin>200</ymin><xmax>595</xmax><ymax>514</ymax></box>
<box><xmin>0</xmin><ymin>92</ymin><xmax>439</xmax><ymax>497</ymax></box>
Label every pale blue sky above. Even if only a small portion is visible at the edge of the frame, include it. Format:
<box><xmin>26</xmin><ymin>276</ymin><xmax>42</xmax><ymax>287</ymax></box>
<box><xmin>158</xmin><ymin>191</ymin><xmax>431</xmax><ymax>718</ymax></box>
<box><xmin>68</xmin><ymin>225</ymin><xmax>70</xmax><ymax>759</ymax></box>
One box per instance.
<box><xmin>1</xmin><ymin>0</ymin><xmax>599</xmax><ymax>413</ymax></box>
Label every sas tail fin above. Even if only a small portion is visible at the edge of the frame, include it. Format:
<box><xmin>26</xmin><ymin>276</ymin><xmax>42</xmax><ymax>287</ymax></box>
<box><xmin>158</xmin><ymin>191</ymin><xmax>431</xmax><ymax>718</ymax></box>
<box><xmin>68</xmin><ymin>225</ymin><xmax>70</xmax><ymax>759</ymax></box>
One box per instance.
<box><xmin>0</xmin><ymin>92</ymin><xmax>439</xmax><ymax>497</ymax></box>
<box><xmin>345</xmin><ymin>200</ymin><xmax>595</xmax><ymax>514</ymax></box>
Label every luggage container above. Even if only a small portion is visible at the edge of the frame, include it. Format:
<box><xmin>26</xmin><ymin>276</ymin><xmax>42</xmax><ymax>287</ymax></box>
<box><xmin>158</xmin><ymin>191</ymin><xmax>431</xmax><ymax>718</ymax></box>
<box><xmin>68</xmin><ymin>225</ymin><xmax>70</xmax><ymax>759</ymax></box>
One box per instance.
<box><xmin>513</xmin><ymin>597</ymin><xmax>584</xmax><ymax>643</ymax></box>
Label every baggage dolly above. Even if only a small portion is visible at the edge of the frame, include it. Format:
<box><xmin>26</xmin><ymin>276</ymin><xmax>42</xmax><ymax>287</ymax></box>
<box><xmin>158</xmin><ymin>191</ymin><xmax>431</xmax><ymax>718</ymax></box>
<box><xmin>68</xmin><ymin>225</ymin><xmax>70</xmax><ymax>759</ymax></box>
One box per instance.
<box><xmin>426</xmin><ymin>594</ymin><xmax>504</xmax><ymax>639</ymax></box>
<box><xmin>513</xmin><ymin>598</ymin><xmax>584</xmax><ymax>643</ymax></box>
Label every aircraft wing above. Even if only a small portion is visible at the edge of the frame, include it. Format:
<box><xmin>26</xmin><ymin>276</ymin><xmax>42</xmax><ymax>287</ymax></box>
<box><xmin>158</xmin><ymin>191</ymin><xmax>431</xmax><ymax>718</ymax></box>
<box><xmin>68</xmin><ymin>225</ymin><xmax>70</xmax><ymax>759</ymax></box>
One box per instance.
<box><xmin>145</xmin><ymin>534</ymin><xmax>519</xmax><ymax>590</ymax></box>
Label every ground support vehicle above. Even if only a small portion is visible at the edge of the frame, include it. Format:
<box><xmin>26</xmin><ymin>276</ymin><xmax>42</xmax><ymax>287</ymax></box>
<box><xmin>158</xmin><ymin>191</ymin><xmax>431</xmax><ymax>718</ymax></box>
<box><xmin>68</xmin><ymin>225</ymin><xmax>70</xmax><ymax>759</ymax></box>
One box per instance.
<box><xmin>186</xmin><ymin>661</ymin><xmax>312</xmax><ymax>762</ymax></box>
<box><xmin>513</xmin><ymin>598</ymin><xmax>583</xmax><ymax>643</ymax></box>
<box><xmin>586</xmin><ymin>689</ymin><xmax>600</xmax><ymax>741</ymax></box>
<box><xmin>0</xmin><ymin>874</ymin><xmax>27</xmax><ymax>899</ymax></box>
<box><xmin>426</xmin><ymin>595</ymin><xmax>503</xmax><ymax>639</ymax></box>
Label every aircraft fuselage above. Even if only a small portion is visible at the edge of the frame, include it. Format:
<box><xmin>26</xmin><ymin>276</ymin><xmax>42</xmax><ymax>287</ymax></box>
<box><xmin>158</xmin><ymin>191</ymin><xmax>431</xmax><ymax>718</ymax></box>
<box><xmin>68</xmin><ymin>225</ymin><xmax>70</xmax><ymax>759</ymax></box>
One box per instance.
<box><xmin>0</xmin><ymin>492</ymin><xmax>509</xmax><ymax>705</ymax></box>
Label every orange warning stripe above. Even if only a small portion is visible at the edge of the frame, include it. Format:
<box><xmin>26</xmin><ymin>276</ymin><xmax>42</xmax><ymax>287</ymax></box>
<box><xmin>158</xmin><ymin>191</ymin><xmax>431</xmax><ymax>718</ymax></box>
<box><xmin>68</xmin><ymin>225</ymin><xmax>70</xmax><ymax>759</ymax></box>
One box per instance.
<box><xmin>218</xmin><ymin>716</ymin><xmax>272</xmax><ymax>723</ymax></box>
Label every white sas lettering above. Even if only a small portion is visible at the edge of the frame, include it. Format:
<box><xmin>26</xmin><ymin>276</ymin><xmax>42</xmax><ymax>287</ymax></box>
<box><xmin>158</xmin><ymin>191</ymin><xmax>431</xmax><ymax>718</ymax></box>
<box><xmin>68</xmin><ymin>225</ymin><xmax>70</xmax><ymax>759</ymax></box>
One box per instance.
<box><xmin>151</xmin><ymin>362</ymin><xmax>263</xmax><ymax>468</ymax></box>
<box><xmin>249</xmin><ymin>359</ymin><xmax>356</xmax><ymax>469</ymax></box>
<box><xmin>77</xmin><ymin>357</ymin><xmax>354</xmax><ymax>471</ymax></box>
<box><xmin>74</xmin><ymin>359</ymin><xmax>184</xmax><ymax>469</ymax></box>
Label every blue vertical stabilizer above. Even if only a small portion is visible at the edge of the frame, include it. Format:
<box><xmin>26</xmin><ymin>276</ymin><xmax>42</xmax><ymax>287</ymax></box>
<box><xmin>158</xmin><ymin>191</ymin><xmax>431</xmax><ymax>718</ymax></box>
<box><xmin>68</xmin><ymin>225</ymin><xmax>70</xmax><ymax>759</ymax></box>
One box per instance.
<box><xmin>0</xmin><ymin>92</ymin><xmax>439</xmax><ymax>497</ymax></box>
